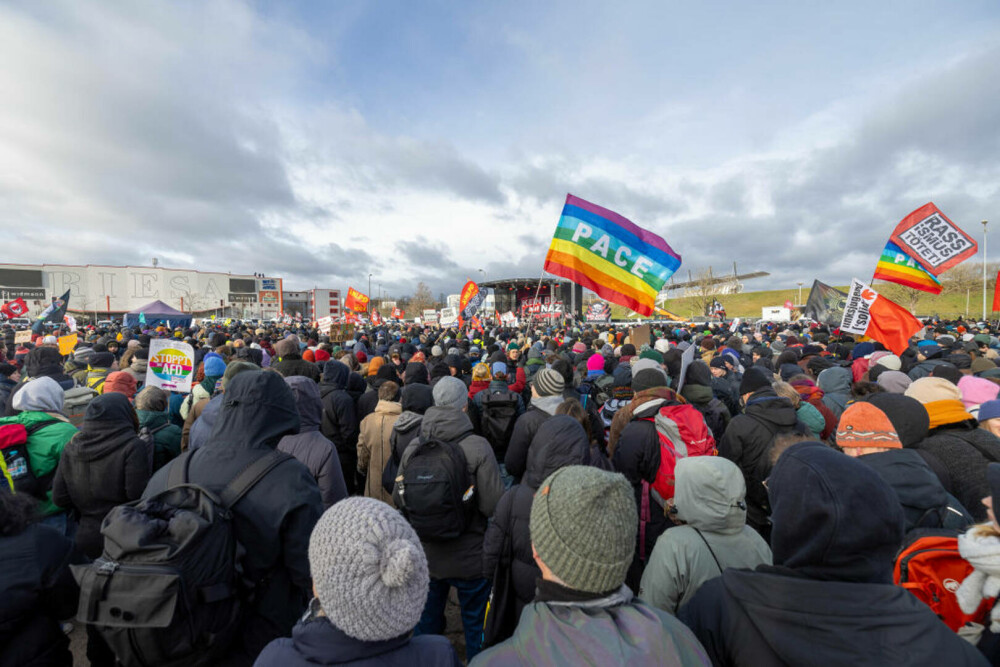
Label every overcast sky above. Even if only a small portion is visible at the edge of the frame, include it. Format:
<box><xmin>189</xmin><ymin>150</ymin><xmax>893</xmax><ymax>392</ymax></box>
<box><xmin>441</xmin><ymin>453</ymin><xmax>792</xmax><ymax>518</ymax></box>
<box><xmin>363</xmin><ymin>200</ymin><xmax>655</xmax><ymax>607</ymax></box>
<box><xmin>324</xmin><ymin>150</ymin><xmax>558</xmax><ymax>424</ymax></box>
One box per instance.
<box><xmin>2</xmin><ymin>1</ymin><xmax>998</xmax><ymax>299</ymax></box>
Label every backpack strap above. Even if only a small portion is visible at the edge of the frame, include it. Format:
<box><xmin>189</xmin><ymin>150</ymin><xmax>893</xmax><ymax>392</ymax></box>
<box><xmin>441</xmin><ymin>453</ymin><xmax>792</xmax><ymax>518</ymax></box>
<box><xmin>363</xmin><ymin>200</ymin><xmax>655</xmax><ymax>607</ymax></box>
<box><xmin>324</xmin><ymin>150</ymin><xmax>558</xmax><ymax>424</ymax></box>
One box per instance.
<box><xmin>220</xmin><ymin>451</ymin><xmax>292</xmax><ymax>509</ymax></box>
<box><xmin>167</xmin><ymin>450</ymin><xmax>196</xmax><ymax>488</ymax></box>
<box><xmin>24</xmin><ymin>419</ymin><xmax>65</xmax><ymax>435</ymax></box>
<box><xmin>692</xmin><ymin>527</ymin><xmax>724</xmax><ymax>574</ymax></box>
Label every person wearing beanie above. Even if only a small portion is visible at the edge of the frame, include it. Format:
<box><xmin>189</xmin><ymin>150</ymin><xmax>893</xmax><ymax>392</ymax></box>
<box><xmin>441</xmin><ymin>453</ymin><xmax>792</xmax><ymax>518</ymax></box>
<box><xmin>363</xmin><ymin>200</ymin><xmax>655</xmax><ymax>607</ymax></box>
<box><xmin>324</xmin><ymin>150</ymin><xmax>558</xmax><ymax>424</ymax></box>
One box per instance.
<box><xmin>469</xmin><ymin>362</ymin><xmax>525</xmax><ymax>483</ymax></box>
<box><xmin>402</xmin><ymin>374</ymin><xmax>502</xmax><ymax>659</ymax></box>
<box><xmin>959</xmin><ymin>375</ymin><xmax>1000</xmax><ymax>418</ymax></box>
<box><xmin>0</xmin><ymin>377</ymin><xmax>78</xmax><ymax>530</ymax></box>
<box><xmin>277</xmin><ymin>376</ymin><xmax>348</xmax><ymax>510</ymax></box>
<box><xmin>631</xmin><ymin>367</ymin><xmax>669</xmax><ymax>394</ymax></box>
<box><xmin>121</xmin><ymin>346</ymin><xmax>149</xmax><ymax>389</ymax></box>
<box><xmin>179</xmin><ymin>353</ymin><xmax>226</xmax><ymax>422</ymax></box>
<box><xmin>256</xmin><ymin>498</ymin><xmax>458</xmax><ymax>667</ymax></box>
<box><xmin>272</xmin><ymin>336</ymin><xmax>321</xmax><ymax>383</ymax></box>
<box><xmin>143</xmin><ymin>371</ymin><xmax>323</xmax><ymax>663</ymax></box>
<box><xmin>903</xmin><ymin>377</ymin><xmax>1000</xmax><ymax>523</ymax></box>
<box><xmin>475</xmin><ymin>466</ymin><xmax>710</xmax><ymax>666</ymax></box>
<box><xmin>834</xmin><ymin>401</ymin><xmax>972</xmax><ymax>534</ymax></box>
<box><xmin>183</xmin><ymin>360</ymin><xmax>259</xmax><ymax>452</ymax></box>
<box><xmin>503</xmin><ymin>368</ymin><xmax>567</xmax><ymax>484</ymax></box>
<box><xmin>877</xmin><ymin>369</ymin><xmax>913</xmax><ymax>394</ymax></box>
<box><xmin>979</xmin><ymin>399</ymin><xmax>1000</xmax><ymax>438</ymax></box>
<box><xmin>679</xmin><ymin>360</ymin><xmax>731</xmax><ymax>440</ymax></box>
<box><xmin>718</xmin><ymin>364</ymin><xmax>797</xmax><ymax>541</ymax></box>
<box><xmin>640</xmin><ymin>457</ymin><xmax>772</xmax><ymax>615</ymax></box>
<box><xmin>480</xmin><ymin>416</ymin><xmax>593</xmax><ymax>646</ymax></box>
<box><xmin>680</xmin><ymin>442</ymin><xmax>986</xmax><ymax>666</ymax></box>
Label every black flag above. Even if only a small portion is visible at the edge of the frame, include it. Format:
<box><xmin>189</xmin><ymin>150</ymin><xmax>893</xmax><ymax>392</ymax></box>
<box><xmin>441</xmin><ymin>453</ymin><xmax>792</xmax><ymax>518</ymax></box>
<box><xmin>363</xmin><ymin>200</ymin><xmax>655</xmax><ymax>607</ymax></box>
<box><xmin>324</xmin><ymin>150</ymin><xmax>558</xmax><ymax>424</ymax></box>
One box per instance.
<box><xmin>32</xmin><ymin>290</ymin><xmax>70</xmax><ymax>334</ymax></box>
<box><xmin>804</xmin><ymin>280</ymin><xmax>848</xmax><ymax>325</ymax></box>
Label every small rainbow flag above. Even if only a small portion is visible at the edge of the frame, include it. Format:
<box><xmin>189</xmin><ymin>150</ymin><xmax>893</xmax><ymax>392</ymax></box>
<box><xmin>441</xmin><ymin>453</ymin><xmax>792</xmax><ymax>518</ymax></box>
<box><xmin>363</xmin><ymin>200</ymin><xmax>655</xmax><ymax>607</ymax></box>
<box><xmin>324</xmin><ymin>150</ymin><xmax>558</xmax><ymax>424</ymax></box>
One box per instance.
<box><xmin>543</xmin><ymin>194</ymin><xmax>681</xmax><ymax>316</ymax></box>
<box><xmin>873</xmin><ymin>241</ymin><xmax>942</xmax><ymax>294</ymax></box>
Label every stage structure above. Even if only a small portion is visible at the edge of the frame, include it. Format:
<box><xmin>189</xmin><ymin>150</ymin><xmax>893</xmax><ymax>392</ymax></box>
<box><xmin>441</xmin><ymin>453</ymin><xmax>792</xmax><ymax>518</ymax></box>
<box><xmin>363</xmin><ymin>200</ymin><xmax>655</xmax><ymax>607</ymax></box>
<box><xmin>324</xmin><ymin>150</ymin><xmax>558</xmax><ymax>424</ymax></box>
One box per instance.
<box><xmin>478</xmin><ymin>278</ymin><xmax>584</xmax><ymax>320</ymax></box>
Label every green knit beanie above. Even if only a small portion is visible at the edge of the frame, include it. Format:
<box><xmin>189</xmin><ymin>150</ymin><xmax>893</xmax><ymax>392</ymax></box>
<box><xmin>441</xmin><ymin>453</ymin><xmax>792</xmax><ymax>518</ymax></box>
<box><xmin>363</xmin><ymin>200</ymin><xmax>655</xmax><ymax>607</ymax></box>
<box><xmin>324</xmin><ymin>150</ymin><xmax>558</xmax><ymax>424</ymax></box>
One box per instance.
<box><xmin>530</xmin><ymin>466</ymin><xmax>637</xmax><ymax>593</ymax></box>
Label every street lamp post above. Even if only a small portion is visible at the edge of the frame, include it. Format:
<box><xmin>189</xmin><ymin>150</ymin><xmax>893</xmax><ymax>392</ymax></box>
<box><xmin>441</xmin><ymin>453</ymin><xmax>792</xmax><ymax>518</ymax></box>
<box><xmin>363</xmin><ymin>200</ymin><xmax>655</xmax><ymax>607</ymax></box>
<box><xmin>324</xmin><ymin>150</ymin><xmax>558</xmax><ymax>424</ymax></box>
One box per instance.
<box><xmin>368</xmin><ymin>274</ymin><xmax>372</xmax><ymax>313</ymax></box>
<box><xmin>797</xmin><ymin>281</ymin><xmax>803</xmax><ymax>305</ymax></box>
<box><xmin>984</xmin><ymin>221</ymin><xmax>989</xmax><ymax>321</ymax></box>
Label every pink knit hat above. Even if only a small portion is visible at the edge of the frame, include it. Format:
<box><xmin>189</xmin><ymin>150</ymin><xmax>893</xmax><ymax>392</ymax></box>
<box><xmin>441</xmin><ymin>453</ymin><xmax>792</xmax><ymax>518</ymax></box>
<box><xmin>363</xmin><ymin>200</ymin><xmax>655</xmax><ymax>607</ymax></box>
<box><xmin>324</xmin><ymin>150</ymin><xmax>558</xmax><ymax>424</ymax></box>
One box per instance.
<box><xmin>958</xmin><ymin>375</ymin><xmax>1000</xmax><ymax>412</ymax></box>
<box><xmin>587</xmin><ymin>354</ymin><xmax>605</xmax><ymax>372</ymax></box>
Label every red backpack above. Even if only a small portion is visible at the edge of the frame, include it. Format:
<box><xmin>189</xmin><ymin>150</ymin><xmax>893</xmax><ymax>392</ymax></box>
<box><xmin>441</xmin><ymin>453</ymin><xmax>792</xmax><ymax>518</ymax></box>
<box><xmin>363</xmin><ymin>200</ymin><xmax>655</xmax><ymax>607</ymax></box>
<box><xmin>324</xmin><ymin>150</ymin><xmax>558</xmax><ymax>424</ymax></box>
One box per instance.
<box><xmin>641</xmin><ymin>403</ymin><xmax>717</xmax><ymax>501</ymax></box>
<box><xmin>894</xmin><ymin>531</ymin><xmax>994</xmax><ymax>632</ymax></box>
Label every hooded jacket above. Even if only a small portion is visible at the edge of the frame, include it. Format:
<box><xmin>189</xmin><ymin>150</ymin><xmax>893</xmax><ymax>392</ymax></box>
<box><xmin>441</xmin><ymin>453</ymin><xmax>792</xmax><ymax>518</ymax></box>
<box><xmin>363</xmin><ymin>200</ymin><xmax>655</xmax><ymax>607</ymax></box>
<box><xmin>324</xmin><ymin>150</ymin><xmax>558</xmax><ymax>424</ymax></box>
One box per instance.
<box><xmin>680</xmin><ymin>382</ymin><xmax>730</xmax><ymax>440</ymax></box>
<box><xmin>474</xmin><ymin>585</ymin><xmax>710</xmax><ymax>666</ymax></box>
<box><xmin>912</xmin><ymin>423</ymin><xmax>1000</xmax><ymax>523</ymax></box>
<box><xmin>278</xmin><ymin>376</ymin><xmax>348</xmax><ymax>509</ymax></box>
<box><xmin>816</xmin><ymin>366</ymin><xmax>851</xmax><ymax>419</ymax></box>
<box><xmin>639</xmin><ymin>457</ymin><xmax>772</xmax><ymax>614</ymax></box>
<box><xmin>51</xmin><ymin>393</ymin><xmax>150</xmax><ymax>558</ymax></box>
<box><xmin>255</xmin><ymin>611</ymin><xmax>459</xmax><ymax>667</ymax></box>
<box><xmin>121</xmin><ymin>355</ymin><xmax>148</xmax><ymax>388</ymax></box>
<box><xmin>407</xmin><ymin>406</ymin><xmax>503</xmax><ymax>580</ymax></box>
<box><xmin>482</xmin><ymin>417</ymin><xmax>590</xmax><ymax>629</ymax></box>
<box><xmin>679</xmin><ymin>442</ymin><xmax>987</xmax><ymax>667</ymax></box>
<box><xmin>357</xmin><ymin>399</ymin><xmax>402</xmax><ymax>505</ymax></box>
<box><xmin>318</xmin><ymin>362</ymin><xmax>361</xmax><ymax>494</ymax></box>
<box><xmin>271</xmin><ymin>353</ymin><xmax>321</xmax><ymax>383</ymax></box>
<box><xmin>143</xmin><ymin>371</ymin><xmax>323</xmax><ymax>659</ymax></box>
<box><xmin>0</xmin><ymin>377</ymin><xmax>78</xmax><ymax>516</ymax></box>
<box><xmin>379</xmin><ymin>386</ymin><xmax>434</xmax><ymax>495</ymax></box>
<box><xmin>717</xmin><ymin>389</ymin><xmax>798</xmax><ymax>537</ymax></box>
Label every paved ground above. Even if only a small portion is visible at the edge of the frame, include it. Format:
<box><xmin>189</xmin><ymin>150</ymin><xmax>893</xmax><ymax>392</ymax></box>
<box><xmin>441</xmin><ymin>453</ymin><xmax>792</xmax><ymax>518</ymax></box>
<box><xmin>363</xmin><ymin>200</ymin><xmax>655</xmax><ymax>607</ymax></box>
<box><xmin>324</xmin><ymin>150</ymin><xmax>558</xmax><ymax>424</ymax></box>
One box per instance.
<box><xmin>68</xmin><ymin>590</ymin><xmax>468</xmax><ymax>665</ymax></box>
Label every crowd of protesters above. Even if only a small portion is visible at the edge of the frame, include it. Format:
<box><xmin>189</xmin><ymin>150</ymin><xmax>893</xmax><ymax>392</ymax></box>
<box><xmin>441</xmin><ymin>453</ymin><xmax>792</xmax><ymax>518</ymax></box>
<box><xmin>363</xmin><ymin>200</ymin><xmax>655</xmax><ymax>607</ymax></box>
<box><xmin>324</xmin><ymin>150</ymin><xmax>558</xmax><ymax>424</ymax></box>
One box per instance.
<box><xmin>3</xmin><ymin>313</ymin><xmax>1000</xmax><ymax>665</ymax></box>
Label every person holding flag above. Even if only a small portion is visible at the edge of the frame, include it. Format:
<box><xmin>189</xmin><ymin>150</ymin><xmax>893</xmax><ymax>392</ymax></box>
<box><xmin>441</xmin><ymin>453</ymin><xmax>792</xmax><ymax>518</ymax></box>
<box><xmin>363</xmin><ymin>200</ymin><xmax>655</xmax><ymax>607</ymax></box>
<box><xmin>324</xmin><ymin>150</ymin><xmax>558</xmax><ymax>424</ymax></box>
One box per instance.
<box><xmin>31</xmin><ymin>290</ymin><xmax>70</xmax><ymax>334</ymax></box>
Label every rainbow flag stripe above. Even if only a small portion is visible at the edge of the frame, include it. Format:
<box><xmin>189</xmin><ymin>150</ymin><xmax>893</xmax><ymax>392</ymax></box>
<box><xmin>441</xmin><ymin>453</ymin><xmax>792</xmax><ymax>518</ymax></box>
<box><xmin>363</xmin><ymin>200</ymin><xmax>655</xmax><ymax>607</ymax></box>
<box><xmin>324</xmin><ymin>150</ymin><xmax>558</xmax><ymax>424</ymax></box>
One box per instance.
<box><xmin>543</xmin><ymin>194</ymin><xmax>681</xmax><ymax>315</ymax></box>
<box><xmin>874</xmin><ymin>241</ymin><xmax>942</xmax><ymax>294</ymax></box>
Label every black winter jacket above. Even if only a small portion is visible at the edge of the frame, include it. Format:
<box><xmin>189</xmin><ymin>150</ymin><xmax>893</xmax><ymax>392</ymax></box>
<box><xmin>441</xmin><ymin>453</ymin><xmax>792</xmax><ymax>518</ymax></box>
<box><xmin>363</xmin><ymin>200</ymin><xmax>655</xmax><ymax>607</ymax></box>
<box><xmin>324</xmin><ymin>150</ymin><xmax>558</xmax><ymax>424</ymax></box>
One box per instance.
<box><xmin>279</xmin><ymin>376</ymin><xmax>348</xmax><ymax>509</ymax></box>
<box><xmin>481</xmin><ymin>416</ymin><xmax>590</xmax><ymax>635</ymax></box>
<box><xmin>0</xmin><ymin>522</ymin><xmax>82</xmax><ymax>667</ymax></box>
<box><xmin>911</xmin><ymin>422</ymin><xmax>1000</xmax><ymax>523</ymax></box>
<box><xmin>680</xmin><ymin>383</ymin><xmax>730</xmax><ymax>440</ymax></box>
<box><xmin>318</xmin><ymin>363</ymin><xmax>361</xmax><ymax>494</ymax></box>
<box><xmin>51</xmin><ymin>393</ymin><xmax>150</xmax><ymax>558</ymax></box>
<box><xmin>680</xmin><ymin>567</ymin><xmax>987</xmax><ymax>667</ymax></box>
<box><xmin>717</xmin><ymin>390</ymin><xmax>798</xmax><ymax>538</ymax></box>
<box><xmin>143</xmin><ymin>371</ymin><xmax>323</xmax><ymax>661</ymax></box>
<box><xmin>503</xmin><ymin>395</ymin><xmax>563</xmax><ymax>482</ymax></box>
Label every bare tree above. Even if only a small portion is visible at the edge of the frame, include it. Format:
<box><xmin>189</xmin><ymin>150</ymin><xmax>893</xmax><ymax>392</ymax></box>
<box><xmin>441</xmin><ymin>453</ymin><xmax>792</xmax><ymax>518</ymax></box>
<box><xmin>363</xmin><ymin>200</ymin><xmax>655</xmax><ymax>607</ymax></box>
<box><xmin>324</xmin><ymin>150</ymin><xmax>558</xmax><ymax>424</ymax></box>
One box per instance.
<box><xmin>408</xmin><ymin>282</ymin><xmax>436</xmax><ymax>314</ymax></box>
<box><xmin>874</xmin><ymin>281</ymin><xmax>923</xmax><ymax>314</ymax></box>
<box><xmin>688</xmin><ymin>268</ymin><xmax>720</xmax><ymax>317</ymax></box>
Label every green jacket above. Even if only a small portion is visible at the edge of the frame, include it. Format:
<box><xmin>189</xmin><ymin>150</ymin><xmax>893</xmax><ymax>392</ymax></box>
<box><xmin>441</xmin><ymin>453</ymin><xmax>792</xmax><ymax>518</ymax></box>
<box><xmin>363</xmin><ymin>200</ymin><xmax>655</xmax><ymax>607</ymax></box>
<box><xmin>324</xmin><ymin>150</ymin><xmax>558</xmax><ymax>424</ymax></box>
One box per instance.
<box><xmin>137</xmin><ymin>410</ymin><xmax>182</xmax><ymax>472</ymax></box>
<box><xmin>0</xmin><ymin>411</ymin><xmax>77</xmax><ymax>515</ymax></box>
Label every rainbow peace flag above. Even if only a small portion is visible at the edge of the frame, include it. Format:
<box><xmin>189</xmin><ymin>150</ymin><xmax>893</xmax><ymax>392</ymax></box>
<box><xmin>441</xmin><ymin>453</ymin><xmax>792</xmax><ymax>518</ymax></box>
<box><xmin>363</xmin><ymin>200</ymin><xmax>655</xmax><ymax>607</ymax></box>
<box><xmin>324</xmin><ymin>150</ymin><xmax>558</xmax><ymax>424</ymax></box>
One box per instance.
<box><xmin>873</xmin><ymin>241</ymin><xmax>942</xmax><ymax>294</ymax></box>
<box><xmin>543</xmin><ymin>194</ymin><xmax>681</xmax><ymax>316</ymax></box>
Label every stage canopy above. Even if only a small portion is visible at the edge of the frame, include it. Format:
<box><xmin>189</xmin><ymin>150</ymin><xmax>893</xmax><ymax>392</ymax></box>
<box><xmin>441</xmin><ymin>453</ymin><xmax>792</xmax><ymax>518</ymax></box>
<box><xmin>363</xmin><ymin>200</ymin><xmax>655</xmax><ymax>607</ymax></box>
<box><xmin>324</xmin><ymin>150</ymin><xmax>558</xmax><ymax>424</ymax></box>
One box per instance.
<box><xmin>122</xmin><ymin>300</ymin><xmax>192</xmax><ymax>329</ymax></box>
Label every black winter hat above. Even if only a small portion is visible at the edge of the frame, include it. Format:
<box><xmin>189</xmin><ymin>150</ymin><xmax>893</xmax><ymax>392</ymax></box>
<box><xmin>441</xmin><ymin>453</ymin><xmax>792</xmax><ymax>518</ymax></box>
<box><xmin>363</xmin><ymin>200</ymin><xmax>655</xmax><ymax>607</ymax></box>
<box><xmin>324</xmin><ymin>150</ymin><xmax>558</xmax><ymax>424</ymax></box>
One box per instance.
<box><xmin>739</xmin><ymin>367</ymin><xmax>773</xmax><ymax>395</ymax></box>
<box><xmin>930</xmin><ymin>362</ymin><xmax>963</xmax><ymax>386</ymax></box>
<box><xmin>685</xmin><ymin>360</ymin><xmax>712</xmax><ymax>388</ymax></box>
<box><xmin>632</xmin><ymin>368</ymin><xmax>668</xmax><ymax>393</ymax></box>
<box><xmin>865</xmin><ymin>393</ymin><xmax>929</xmax><ymax>448</ymax></box>
<box><xmin>90</xmin><ymin>351</ymin><xmax>115</xmax><ymax>368</ymax></box>
<box><xmin>709</xmin><ymin>356</ymin><xmax>728</xmax><ymax>369</ymax></box>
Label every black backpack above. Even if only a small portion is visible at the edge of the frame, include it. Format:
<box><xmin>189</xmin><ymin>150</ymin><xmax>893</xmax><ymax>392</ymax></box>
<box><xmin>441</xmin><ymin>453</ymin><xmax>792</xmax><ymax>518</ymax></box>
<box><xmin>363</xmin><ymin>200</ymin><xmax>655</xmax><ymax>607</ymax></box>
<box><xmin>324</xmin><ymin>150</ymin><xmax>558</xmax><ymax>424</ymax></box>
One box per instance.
<box><xmin>71</xmin><ymin>449</ymin><xmax>292</xmax><ymax>667</ymax></box>
<box><xmin>0</xmin><ymin>419</ymin><xmax>62</xmax><ymax>498</ymax></box>
<box><xmin>394</xmin><ymin>437</ymin><xmax>475</xmax><ymax>541</ymax></box>
<box><xmin>480</xmin><ymin>388</ymin><xmax>520</xmax><ymax>455</ymax></box>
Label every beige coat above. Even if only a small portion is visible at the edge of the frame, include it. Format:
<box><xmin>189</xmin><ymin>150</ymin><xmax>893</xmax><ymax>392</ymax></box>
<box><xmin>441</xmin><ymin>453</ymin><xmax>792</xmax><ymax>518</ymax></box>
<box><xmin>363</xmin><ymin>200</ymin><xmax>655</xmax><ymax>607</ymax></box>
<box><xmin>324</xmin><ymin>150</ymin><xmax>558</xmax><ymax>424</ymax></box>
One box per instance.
<box><xmin>357</xmin><ymin>400</ymin><xmax>402</xmax><ymax>505</ymax></box>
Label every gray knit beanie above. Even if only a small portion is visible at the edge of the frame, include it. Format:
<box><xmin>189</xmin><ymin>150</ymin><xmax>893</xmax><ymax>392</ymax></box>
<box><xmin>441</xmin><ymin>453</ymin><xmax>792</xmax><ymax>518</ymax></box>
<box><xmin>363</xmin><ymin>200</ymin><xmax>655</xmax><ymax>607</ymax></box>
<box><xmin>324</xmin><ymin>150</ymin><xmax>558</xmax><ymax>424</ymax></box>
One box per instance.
<box><xmin>432</xmin><ymin>375</ymin><xmax>467</xmax><ymax>408</ymax></box>
<box><xmin>309</xmin><ymin>497</ymin><xmax>429</xmax><ymax>642</ymax></box>
<box><xmin>533</xmin><ymin>368</ymin><xmax>565</xmax><ymax>397</ymax></box>
<box><xmin>530</xmin><ymin>466</ymin><xmax>636</xmax><ymax>593</ymax></box>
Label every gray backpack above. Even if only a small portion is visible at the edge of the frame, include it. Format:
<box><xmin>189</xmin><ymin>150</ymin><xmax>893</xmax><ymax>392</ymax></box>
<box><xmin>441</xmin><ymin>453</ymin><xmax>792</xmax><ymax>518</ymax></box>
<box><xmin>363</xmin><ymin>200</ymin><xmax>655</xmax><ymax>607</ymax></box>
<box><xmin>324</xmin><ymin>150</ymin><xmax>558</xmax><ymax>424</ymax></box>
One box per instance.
<box><xmin>72</xmin><ymin>449</ymin><xmax>291</xmax><ymax>667</ymax></box>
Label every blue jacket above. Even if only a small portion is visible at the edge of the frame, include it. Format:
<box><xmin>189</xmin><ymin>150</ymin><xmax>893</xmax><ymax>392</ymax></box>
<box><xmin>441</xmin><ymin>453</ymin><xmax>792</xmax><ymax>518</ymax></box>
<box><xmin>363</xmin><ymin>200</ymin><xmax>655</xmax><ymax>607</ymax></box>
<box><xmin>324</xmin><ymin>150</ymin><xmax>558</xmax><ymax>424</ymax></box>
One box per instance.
<box><xmin>255</xmin><ymin>613</ymin><xmax>460</xmax><ymax>667</ymax></box>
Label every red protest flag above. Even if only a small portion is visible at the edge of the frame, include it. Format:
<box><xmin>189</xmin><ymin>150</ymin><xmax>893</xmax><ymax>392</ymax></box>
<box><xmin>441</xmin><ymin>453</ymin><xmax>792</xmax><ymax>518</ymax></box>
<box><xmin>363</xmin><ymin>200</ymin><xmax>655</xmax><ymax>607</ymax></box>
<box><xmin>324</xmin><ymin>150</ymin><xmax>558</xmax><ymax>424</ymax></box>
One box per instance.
<box><xmin>1</xmin><ymin>297</ymin><xmax>28</xmax><ymax>318</ymax></box>
<box><xmin>344</xmin><ymin>287</ymin><xmax>370</xmax><ymax>313</ymax></box>
<box><xmin>993</xmin><ymin>269</ymin><xmax>1000</xmax><ymax>314</ymax></box>
<box><xmin>841</xmin><ymin>279</ymin><xmax>922</xmax><ymax>355</ymax></box>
